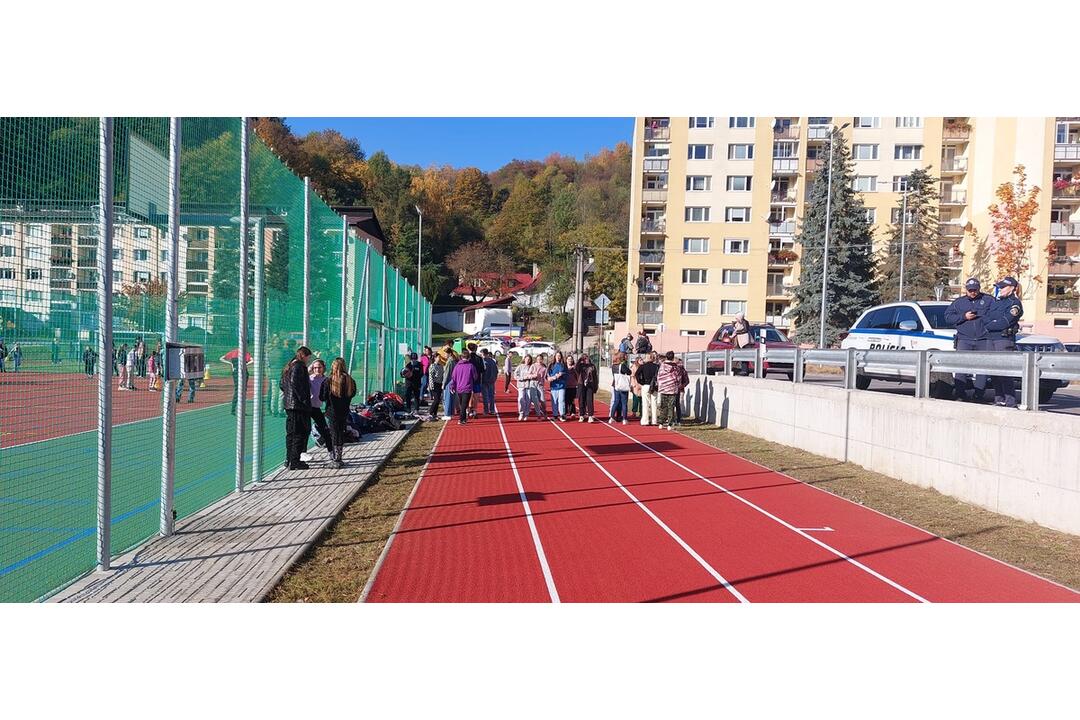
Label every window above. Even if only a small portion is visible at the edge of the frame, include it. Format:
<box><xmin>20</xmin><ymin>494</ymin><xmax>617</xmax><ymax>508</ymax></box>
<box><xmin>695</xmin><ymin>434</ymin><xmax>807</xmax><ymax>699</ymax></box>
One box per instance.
<box><xmin>134</xmin><ymin>271</ymin><xmax>151</xmax><ymax>283</ymax></box>
<box><xmin>134</xmin><ymin>249</ymin><xmax>149</xmax><ymax>261</ymax></box>
<box><xmin>680</xmin><ymin>330</ymin><xmax>706</xmax><ymax>337</ymax></box>
<box><xmin>687</xmin><ymin>144</ymin><xmax>713</xmax><ymax>160</ymax></box>
<box><xmin>644</xmin><ymin>174</ymin><xmax>668</xmax><ymax>190</ymax></box>
<box><xmin>773</xmin><ymin>142</ymin><xmax>797</xmax><ymax>158</ymax></box>
<box><xmin>23</xmin><ymin>245</ymin><xmax>44</xmax><ymax>261</ymax></box>
<box><xmin>681</xmin><ymin>299</ymin><xmax>707</xmax><ymax>315</ymax></box>
<box><xmin>686</xmin><ymin>175</ymin><xmax>712</xmax><ymax>191</ymax></box>
<box><xmin>160</xmin><ymin>250</ymin><xmax>169</xmax><ymax>262</ymax></box>
<box><xmin>726</xmin><ymin>176</ymin><xmax>752</xmax><ymax>191</ymax></box>
<box><xmin>857</xmin><ymin>307</ymin><xmax>898</xmax><ymax>330</ymax></box>
<box><xmin>1054</xmin><ymin>318</ymin><xmax>1072</xmax><ymax>328</ymax></box>
<box><xmin>725</xmin><ymin>207</ymin><xmax>751</xmax><ymax>222</ymax></box>
<box><xmin>113</xmin><ymin>248</ymin><xmax>123</xmax><ymax>260</ymax></box>
<box><xmin>863</xmin><ymin>208</ymin><xmax>877</xmax><ymax>224</ymax></box>
<box><xmin>0</xmin><ymin>245</ymin><xmax>14</xmax><ymax>257</ymax></box>
<box><xmin>0</xmin><ymin>268</ymin><xmax>14</xmax><ymax>280</ymax></box>
<box><xmin>29</xmin><ymin>225</ymin><xmax>46</xmax><ymax>238</ymax></box>
<box><xmin>807</xmin><ymin>117</ymin><xmax>832</xmax><ymax>125</ymax></box>
<box><xmin>159</xmin><ymin>272</ymin><xmax>168</xmax><ymax>283</ymax></box>
<box><xmin>685</xmin><ymin>207</ymin><xmax>711</xmax><ymax>222</ymax></box>
<box><xmin>690</xmin><ymin>117</ymin><xmax>714</xmax><ymax>128</ymax></box>
<box><xmin>728</xmin><ymin>117</ymin><xmax>755</xmax><ymax>128</ymax></box>
<box><xmin>134</xmin><ymin>227</ymin><xmax>151</xmax><ymax>239</ymax></box>
<box><xmin>728</xmin><ymin>144</ymin><xmax>754</xmax><ymax>160</ymax></box>
<box><xmin>25</xmin><ymin>290</ymin><xmax>43</xmax><ymax>302</ymax></box>
<box><xmin>113</xmin><ymin>271</ymin><xmax>122</xmax><ymax>282</ymax></box>
<box><xmin>24</xmin><ymin>268</ymin><xmax>42</xmax><ymax>281</ymax></box>
<box><xmin>806</xmin><ymin>145</ymin><xmax>823</xmax><ymax>159</ymax></box>
<box><xmin>851</xmin><ymin>176</ymin><xmax>877</xmax><ymax>192</ymax></box>
<box><xmin>852</xmin><ymin>144</ymin><xmax>879</xmax><ymax>160</ymax></box>
<box><xmin>895</xmin><ymin>117</ymin><xmax>923</xmax><ymax>128</ymax></box>
<box><xmin>894</xmin><ymin>306</ymin><xmax>922</xmax><ymax>330</ymax></box>
<box><xmin>187</xmin><ymin>227</ymin><xmax>210</xmax><ymax>242</ymax></box>
<box><xmin>682</xmin><ymin>269</ymin><xmax>708</xmax><ymax>284</ymax></box>
<box><xmin>721</xmin><ymin>300</ymin><xmax>747</xmax><ymax>316</ymax></box>
<box><xmin>645</xmin><ymin>144</ymin><xmax>671</xmax><ymax>158</ymax></box>
<box><xmin>724</xmin><ymin>238</ymin><xmax>749</xmax><ymax>254</ymax></box>
<box><xmin>892</xmin><ymin>175</ymin><xmax>911</xmax><ymax>192</ymax></box>
<box><xmin>723</xmin><ymin>269</ymin><xmax>748</xmax><ymax>285</ymax></box>
<box><xmin>894</xmin><ymin>145</ymin><xmax>923</xmax><ymax>160</ymax></box>
<box><xmin>683</xmin><ymin>237</ymin><xmax>710</xmax><ymax>254</ymax></box>
<box><xmin>854</xmin><ymin>117</ymin><xmax>880</xmax><ymax>128</ymax></box>
<box><xmin>0</xmin><ymin>223</ymin><xmax>12</xmax><ymax>237</ymax></box>
<box><xmin>890</xmin><ymin>208</ymin><xmax>916</xmax><ymax>224</ymax></box>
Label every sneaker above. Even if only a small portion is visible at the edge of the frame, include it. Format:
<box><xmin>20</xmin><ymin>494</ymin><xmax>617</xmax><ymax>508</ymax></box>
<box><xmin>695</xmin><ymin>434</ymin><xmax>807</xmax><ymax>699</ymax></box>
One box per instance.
<box><xmin>588</xmin><ymin>417</ymin><xmax>596</xmax><ymax>423</ymax></box>
<box><xmin>459</xmin><ymin>420</ymin><xmax>466</xmax><ymax>425</ymax></box>
<box><xmin>622</xmin><ymin>419</ymin><xmax>628</xmax><ymax>425</ymax></box>
<box><xmin>579</xmin><ymin>417</ymin><xmax>585</xmax><ymax>423</ymax></box>
<box><xmin>441</xmin><ymin>416</ymin><xmax>452</xmax><ymax>421</ymax></box>
<box><xmin>608</xmin><ymin>418</ymin><xmax>614</xmax><ymax>424</ymax></box>
<box><xmin>290</xmin><ymin>461</ymin><xmax>310</xmax><ymax>470</ymax></box>
<box><xmin>299</xmin><ymin>452</ymin><xmax>314</xmax><ymax>462</ymax></box>
<box><xmin>559</xmin><ymin>417</ymin><xmax>566</xmax><ymax>422</ymax></box>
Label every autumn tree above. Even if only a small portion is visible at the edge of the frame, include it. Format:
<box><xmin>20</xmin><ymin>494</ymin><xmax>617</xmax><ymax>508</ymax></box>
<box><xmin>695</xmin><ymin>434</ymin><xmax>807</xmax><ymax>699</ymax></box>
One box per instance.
<box><xmin>987</xmin><ymin>164</ymin><xmax>1043</xmax><ymax>291</ymax></box>
<box><xmin>554</xmin><ymin>221</ymin><xmax>628</xmax><ymax>319</ymax></box>
<box><xmin>445</xmin><ymin>241</ymin><xmax>517</xmax><ymax>301</ymax></box>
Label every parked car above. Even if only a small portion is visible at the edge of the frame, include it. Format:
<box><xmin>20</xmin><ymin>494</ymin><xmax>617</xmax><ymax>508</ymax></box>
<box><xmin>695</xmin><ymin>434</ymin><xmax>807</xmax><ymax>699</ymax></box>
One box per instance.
<box><xmin>508</xmin><ymin>341</ymin><xmax>558</xmax><ymax>358</ymax></box>
<box><xmin>839</xmin><ymin>301</ymin><xmax>1068</xmax><ymax>402</ymax></box>
<box><xmin>705</xmin><ymin>323</ymin><xmax>797</xmax><ymax>378</ymax></box>
<box><xmin>1064</xmin><ymin>343</ymin><xmax>1080</xmax><ymax>353</ymax></box>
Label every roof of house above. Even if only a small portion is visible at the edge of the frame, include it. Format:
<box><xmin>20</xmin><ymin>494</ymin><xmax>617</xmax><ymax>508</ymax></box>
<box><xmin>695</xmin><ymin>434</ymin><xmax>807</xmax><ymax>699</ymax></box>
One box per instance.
<box><xmin>451</xmin><ymin>272</ymin><xmax>541</xmax><ymax>297</ymax></box>
<box><xmin>462</xmin><ymin>295</ymin><xmax>516</xmax><ymax>312</ymax></box>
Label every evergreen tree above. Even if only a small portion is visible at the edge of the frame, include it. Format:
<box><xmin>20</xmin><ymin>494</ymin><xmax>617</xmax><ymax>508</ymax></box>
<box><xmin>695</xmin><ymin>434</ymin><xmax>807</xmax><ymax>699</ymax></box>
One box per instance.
<box><xmin>788</xmin><ymin>129</ymin><xmax>878</xmax><ymax>346</ymax></box>
<box><xmin>877</xmin><ymin>167</ymin><xmax>951</xmax><ymax>302</ymax></box>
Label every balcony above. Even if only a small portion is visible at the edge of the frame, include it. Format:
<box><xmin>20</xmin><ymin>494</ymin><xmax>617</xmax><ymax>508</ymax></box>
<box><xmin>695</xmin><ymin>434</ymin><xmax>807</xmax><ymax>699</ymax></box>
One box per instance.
<box><xmin>639</xmin><ymin>250</ymin><xmax>665</xmax><ymax>265</ymax></box>
<box><xmin>774</xmin><ymin>125</ymin><xmax>800</xmax><ymax>140</ymax></box>
<box><xmin>1053</xmin><ymin>183</ymin><xmax>1080</xmax><ymax>201</ymax></box>
<box><xmin>641</xmin><ymin>218</ymin><xmax>666</xmax><ymax>234</ymax></box>
<box><xmin>769</xmin><ymin>220</ymin><xmax>796</xmax><ymax>235</ymax></box>
<box><xmin>941</xmin><ymin>158</ymin><xmax>968</xmax><ymax>174</ymax></box>
<box><xmin>1048</xmin><ymin>257</ymin><xmax>1080</xmax><ymax>276</ymax></box>
<box><xmin>645</xmin><ymin>126</ymin><xmax>670</xmax><ymax>141</ymax></box>
<box><xmin>942</xmin><ymin>125</ymin><xmax>972</xmax><ymax>142</ymax></box>
<box><xmin>765</xmin><ymin>314</ymin><xmax>791</xmax><ymax>328</ymax></box>
<box><xmin>1047</xmin><ymin>297</ymin><xmax>1080</xmax><ymax>313</ymax></box>
<box><xmin>638</xmin><ymin>310</ymin><xmax>663</xmax><ymax>324</ymax></box>
<box><xmin>940</xmin><ymin>190</ymin><xmax>967</xmax><ymax>205</ymax></box>
<box><xmin>1055</xmin><ymin>143</ymin><xmax>1080</xmax><ymax>161</ymax></box>
<box><xmin>805</xmin><ymin>157</ymin><xmax>823</xmax><ymax>173</ymax></box>
<box><xmin>641</xmin><ymin>189</ymin><xmax>668</xmax><ymax>203</ymax></box>
<box><xmin>643</xmin><ymin>158</ymin><xmax>670</xmax><ymax>173</ymax></box>
<box><xmin>940</xmin><ymin>222</ymin><xmax>965</xmax><ymax>238</ymax></box>
<box><xmin>1051</xmin><ymin>222</ymin><xmax>1080</xmax><ymax>237</ymax></box>
<box><xmin>771</xmin><ymin>190</ymin><xmax>797</xmax><ymax>204</ymax></box>
<box><xmin>772</xmin><ymin>158</ymin><xmax>799</xmax><ymax>174</ymax></box>
<box><xmin>768</xmin><ymin>249</ymin><xmax>798</xmax><ymax>266</ymax></box>
<box><xmin>638</xmin><ymin>281</ymin><xmax>663</xmax><ymax>295</ymax></box>
<box><xmin>765</xmin><ymin>282</ymin><xmax>792</xmax><ymax>298</ymax></box>
<box><xmin>807</xmin><ymin>126</ymin><xmax>831</xmax><ymax>140</ymax></box>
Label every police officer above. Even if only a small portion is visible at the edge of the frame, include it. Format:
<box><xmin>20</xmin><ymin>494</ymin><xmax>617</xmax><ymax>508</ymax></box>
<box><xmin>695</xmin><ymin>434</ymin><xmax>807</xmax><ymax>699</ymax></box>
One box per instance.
<box><xmin>984</xmin><ymin>276</ymin><xmax>1023</xmax><ymax>408</ymax></box>
<box><xmin>944</xmin><ymin>277</ymin><xmax>993</xmax><ymax>401</ymax></box>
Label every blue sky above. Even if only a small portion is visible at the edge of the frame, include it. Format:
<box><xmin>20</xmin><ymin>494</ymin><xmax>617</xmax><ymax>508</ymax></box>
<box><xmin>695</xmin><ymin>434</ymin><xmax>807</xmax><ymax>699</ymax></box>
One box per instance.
<box><xmin>285</xmin><ymin>117</ymin><xmax>633</xmax><ymax>172</ymax></box>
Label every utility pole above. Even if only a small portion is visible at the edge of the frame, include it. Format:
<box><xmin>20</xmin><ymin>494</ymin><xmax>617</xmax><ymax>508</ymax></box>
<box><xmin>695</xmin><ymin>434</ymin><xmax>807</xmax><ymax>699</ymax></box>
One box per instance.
<box><xmin>572</xmin><ymin>246</ymin><xmax>585</xmax><ymax>354</ymax></box>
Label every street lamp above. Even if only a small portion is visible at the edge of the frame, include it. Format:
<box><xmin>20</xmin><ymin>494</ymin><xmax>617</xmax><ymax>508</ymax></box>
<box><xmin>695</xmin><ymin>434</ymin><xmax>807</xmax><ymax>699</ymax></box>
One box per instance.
<box><xmin>415</xmin><ymin>204</ymin><xmax>422</xmax><ymax>346</ymax></box>
<box><xmin>819</xmin><ymin>121</ymin><xmax>851</xmax><ymax>349</ymax></box>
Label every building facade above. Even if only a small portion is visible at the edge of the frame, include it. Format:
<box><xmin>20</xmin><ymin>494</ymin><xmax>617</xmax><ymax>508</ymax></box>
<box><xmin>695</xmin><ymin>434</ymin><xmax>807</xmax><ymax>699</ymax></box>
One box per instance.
<box><xmin>624</xmin><ymin>116</ymin><xmax>1080</xmax><ymax>344</ymax></box>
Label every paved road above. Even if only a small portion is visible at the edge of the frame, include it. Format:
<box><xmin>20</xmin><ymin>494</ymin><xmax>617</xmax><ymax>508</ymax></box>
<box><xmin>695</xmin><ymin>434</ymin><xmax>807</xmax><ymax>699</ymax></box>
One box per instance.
<box><xmin>801</xmin><ymin>373</ymin><xmax>1080</xmax><ymax>416</ymax></box>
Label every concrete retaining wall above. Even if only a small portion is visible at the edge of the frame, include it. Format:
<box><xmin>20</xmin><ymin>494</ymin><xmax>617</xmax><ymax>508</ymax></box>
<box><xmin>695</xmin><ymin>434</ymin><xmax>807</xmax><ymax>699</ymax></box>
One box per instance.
<box><xmin>602</xmin><ymin>365</ymin><xmax>1080</xmax><ymax>535</ymax></box>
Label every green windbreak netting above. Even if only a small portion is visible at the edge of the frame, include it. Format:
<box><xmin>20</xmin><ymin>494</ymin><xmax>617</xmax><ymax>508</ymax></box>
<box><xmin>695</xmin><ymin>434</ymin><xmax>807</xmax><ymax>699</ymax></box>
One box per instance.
<box><xmin>0</xmin><ymin>117</ymin><xmax>431</xmax><ymax>602</ymax></box>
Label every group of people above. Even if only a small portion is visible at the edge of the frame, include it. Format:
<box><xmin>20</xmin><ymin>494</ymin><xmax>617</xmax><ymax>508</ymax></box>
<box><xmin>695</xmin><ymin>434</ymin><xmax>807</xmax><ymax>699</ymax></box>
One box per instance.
<box><xmin>400</xmin><ymin>342</ymin><xmax>501</xmax><ymax>425</ymax></box>
<box><xmin>0</xmin><ymin>341</ymin><xmax>22</xmax><ymax>372</ymax></box>
<box><xmin>280</xmin><ymin>346</ymin><xmax>357</xmax><ymax>471</ymax></box>
<box><xmin>513</xmin><ymin>351</ymin><xmax>600</xmax><ymax>422</ymax></box>
<box><xmin>945</xmin><ymin>276</ymin><xmax>1024</xmax><ymax>408</ymax></box>
<box><xmin>110</xmin><ymin>338</ymin><xmax>163</xmax><ymax>393</ymax></box>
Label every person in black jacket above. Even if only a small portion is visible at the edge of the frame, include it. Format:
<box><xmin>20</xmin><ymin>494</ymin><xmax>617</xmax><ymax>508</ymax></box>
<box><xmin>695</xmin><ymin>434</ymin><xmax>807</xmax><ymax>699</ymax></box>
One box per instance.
<box><xmin>280</xmin><ymin>345</ymin><xmax>314</xmax><ymax>470</ymax></box>
<box><xmin>321</xmin><ymin>357</ymin><xmax>357</xmax><ymax>468</ymax></box>
<box><xmin>944</xmin><ymin>277</ymin><xmax>994</xmax><ymax>400</ymax></box>
<box><xmin>401</xmin><ymin>352</ymin><xmax>423</xmax><ymax>415</ymax></box>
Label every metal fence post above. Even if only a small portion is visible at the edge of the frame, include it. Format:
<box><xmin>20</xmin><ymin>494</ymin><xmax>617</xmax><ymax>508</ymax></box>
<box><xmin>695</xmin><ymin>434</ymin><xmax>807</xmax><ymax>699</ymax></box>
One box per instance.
<box><xmin>160</xmin><ymin>117</ymin><xmax>180</xmax><ymax>536</ymax></box>
<box><xmin>251</xmin><ymin>217</ymin><xmax>265</xmax><ymax>486</ymax></box>
<box><xmin>724</xmin><ymin>348</ymin><xmax>733</xmax><ymax>376</ymax></box>
<box><xmin>754</xmin><ymin>343</ymin><xmax>764</xmax><ymax>378</ymax></box>
<box><xmin>914</xmin><ymin>350</ymin><xmax>929</xmax><ymax>399</ymax></box>
<box><xmin>794</xmin><ymin>347</ymin><xmax>804</xmax><ymax>383</ymax></box>
<box><xmin>1021</xmin><ymin>351</ymin><xmax>1039</xmax><ymax>411</ymax></box>
<box><xmin>698</xmin><ymin>350</ymin><xmax>706</xmax><ymax>375</ymax></box>
<box><xmin>236</xmin><ymin>117</ymin><xmax>250</xmax><ymax>493</ymax></box>
<box><xmin>302</xmin><ymin>176</ymin><xmax>310</xmax><ymax>347</ymax></box>
<box><xmin>844</xmin><ymin>348</ymin><xmax>858</xmax><ymax>390</ymax></box>
<box><xmin>96</xmin><ymin>117</ymin><xmax>114</xmax><ymax>571</ymax></box>
<box><xmin>340</xmin><ymin>217</ymin><xmax>348</xmax><ymax>359</ymax></box>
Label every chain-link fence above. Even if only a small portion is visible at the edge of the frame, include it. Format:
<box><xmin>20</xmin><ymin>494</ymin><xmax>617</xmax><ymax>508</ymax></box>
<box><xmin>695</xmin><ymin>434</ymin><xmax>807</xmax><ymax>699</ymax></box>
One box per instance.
<box><xmin>0</xmin><ymin>117</ymin><xmax>430</xmax><ymax>601</ymax></box>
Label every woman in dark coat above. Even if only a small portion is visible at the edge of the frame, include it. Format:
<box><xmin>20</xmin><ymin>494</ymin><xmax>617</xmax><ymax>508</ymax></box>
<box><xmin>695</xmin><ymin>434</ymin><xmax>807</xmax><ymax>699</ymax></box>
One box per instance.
<box><xmin>280</xmin><ymin>346</ymin><xmax>313</xmax><ymax>470</ymax></box>
<box><xmin>320</xmin><ymin>356</ymin><xmax>357</xmax><ymax>468</ymax></box>
<box><xmin>574</xmin><ymin>353</ymin><xmax>599</xmax><ymax>423</ymax></box>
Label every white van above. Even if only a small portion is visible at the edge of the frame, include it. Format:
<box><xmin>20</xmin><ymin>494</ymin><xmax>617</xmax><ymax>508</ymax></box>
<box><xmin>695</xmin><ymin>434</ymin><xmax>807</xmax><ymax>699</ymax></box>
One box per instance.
<box><xmin>839</xmin><ymin>301</ymin><xmax>1068</xmax><ymax>401</ymax></box>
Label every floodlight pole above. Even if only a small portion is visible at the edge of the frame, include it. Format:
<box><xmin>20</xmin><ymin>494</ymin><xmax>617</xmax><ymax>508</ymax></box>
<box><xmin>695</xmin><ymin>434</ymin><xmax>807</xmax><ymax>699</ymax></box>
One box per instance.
<box><xmin>160</xmin><ymin>117</ymin><xmax>180</xmax><ymax>536</ymax></box>
<box><xmin>303</xmin><ymin>176</ymin><xmax>311</xmax><ymax>347</ymax></box>
<box><xmin>235</xmin><ymin>117</ymin><xmax>250</xmax><ymax>493</ymax></box>
<box><xmin>96</xmin><ymin>117</ymin><xmax>115</xmax><ymax>571</ymax></box>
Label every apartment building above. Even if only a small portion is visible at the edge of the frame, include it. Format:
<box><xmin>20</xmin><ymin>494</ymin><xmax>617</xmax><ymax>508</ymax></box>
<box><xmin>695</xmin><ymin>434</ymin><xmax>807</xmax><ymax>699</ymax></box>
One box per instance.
<box><xmin>624</xmin><ymin>116</ymin><xmax>1080</xmax><ymax>344</ymax></box>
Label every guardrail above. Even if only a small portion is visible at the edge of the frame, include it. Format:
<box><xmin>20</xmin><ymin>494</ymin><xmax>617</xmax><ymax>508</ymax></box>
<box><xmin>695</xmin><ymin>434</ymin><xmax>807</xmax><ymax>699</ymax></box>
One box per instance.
<box><xmin>662</xmin><ymin>347</ymin><xmax>1080</xmax><ymax>413</ymax></box>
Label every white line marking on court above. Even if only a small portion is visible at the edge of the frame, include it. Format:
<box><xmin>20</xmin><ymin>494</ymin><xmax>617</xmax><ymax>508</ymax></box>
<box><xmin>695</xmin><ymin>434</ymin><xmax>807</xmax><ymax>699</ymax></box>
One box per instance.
<box><xmin>546</xmin><ymin>419</ymin><xmax>749</xmax><ymax>603</ymax></box>
<box><xmin>494</xmin><ymin>400</ymin><xmax>561</xmax><ymax>603</ymax></box>
<box><xmin>797</xmin><ymin>527</ymin><xmax>834</xmax><ymax>532</ymax></box>
<box><xmin>602</xmin><ymin>423</ymin><xmax>929</xmax><ymax>603</ymax></box>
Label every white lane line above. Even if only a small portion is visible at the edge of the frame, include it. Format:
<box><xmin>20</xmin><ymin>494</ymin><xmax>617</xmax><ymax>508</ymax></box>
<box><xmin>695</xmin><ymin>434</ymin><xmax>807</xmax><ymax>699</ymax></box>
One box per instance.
<box><xmin>494</xmin><ymin>399</ymin><xmax>561</xmax><ymax>603</ymax></box>
<box><xmin>358</xmin><ymin>420</ymin><xmax>449</xmax><ymax>603</ymax></box>
<box><xmin>797</xmin><ymin>527</ymin><xmax>834</xmax><ymax>532</ymax></box>
<box><xmin>546</xmin><ymin>419</ymin><xmax>749</xmax><ymax>603</ymax></box>
<box><xmin>602</xmin><ymin>423</ymin><xmax>930</xmax><ymax>603</ymax></box>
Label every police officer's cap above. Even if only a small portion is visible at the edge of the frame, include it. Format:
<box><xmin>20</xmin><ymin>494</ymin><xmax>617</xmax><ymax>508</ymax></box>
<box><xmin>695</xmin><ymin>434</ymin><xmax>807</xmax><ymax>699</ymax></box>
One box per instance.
<box><xmin>994</xmin><ymin>276</ymin><xmax>1019</xmax><ymax>289</ymax></box>
<box><xmin>964</xmin><ymin>277</ymin><xmax>981</xmax><ymax>290</ymax></box>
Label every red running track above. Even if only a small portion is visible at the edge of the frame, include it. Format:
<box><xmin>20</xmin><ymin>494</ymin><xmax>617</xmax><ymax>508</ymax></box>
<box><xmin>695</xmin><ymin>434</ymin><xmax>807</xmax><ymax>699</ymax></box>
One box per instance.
<box><xmin>364</xmin><ymin>384</ymin><xmax>1080</xmax><ymax>603</ymax></box>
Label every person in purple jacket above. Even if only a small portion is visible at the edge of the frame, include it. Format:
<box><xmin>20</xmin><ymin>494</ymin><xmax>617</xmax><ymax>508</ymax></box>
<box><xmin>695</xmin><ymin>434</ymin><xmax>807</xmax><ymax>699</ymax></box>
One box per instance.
<box><xmin>450</xmin><ymin>348</ymin><xmax>480</xmax><ymax>425</ymax></box>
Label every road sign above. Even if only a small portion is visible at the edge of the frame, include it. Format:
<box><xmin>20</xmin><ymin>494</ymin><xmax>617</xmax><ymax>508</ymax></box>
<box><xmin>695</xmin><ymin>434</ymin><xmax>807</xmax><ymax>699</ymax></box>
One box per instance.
<box><xmin>594</xmin><ymin>293</ymin><xmax>611</xmax><ymax>310</ymax></box>
<box><xmin>595</xmin><ymin>310</ymin><xmax>609</xmax><ymax>324</ymax></box>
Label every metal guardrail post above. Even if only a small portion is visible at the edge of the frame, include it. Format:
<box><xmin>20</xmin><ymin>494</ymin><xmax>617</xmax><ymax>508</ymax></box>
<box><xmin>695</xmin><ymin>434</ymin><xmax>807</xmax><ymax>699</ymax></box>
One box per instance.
<box><xmin>754</xmin><ymin>344</ymin><xmax>764</xmax><ymax>378</ymax></box>
<box><xmin>698</xmin><ymin>350</ymin><xmax>706</xmax><ymax>375</ymax></box>
<box><xmin>914</xmin><ymin>350</ymin><xmax>929</xmax><ymax>399</ymax></box>
<box><xmin>1021</xmin><ymin>351</ymin><xmax>1039</xmax><ymax>411</ymax></box>
<box><xmin>793</xmin><ymin>347</ymin><xmax>804</xmax><ymax>383</ymax></box>
<box><xmin>724</xmin><ymin>349</ymin><xmax>733</xmax><ymax>376</ymax></box>
<box><xmin>844</xmin><ymin>348</ymin><xmax>858</xmax><ymax>390</ymax></box>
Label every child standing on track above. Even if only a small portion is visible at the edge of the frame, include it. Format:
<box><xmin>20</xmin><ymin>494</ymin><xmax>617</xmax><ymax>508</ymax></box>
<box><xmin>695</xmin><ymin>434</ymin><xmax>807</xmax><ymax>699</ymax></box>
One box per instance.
<box><xmin>146</xmin><ymin>349</ymin><xmax>159</xmax><ymax>391</ymax></box>
<box><xmin>502</xmin><ymin>352</ymin><xmax>512</xmax><ymax>393</ymax></box>
<box><xmin>441</xmin><ymin>349</ymin><xmax>458</xmax><ymax>421</ymax></box>
<box><xmin>125</xmin><ymin>344</ymin><xmax>137</xmax><ymax>390</ymax></box>
<box><xmin>574</xmin><ymin>353</ymin><xmax>599</xmax><ymax>422</ymax></box>
<box><xmin>564</xmin><ymin>355</ymin><xmax>578</xmax><ymax>418</ymax></box>
<box><xmin>320</xmin><ymin>357</ymin><xmax>355</xmax><ymax>468</ymax></box>
<box><xmin>117</xmin><ymin>343</ymin><xmax>129</xmax><ymax>390</ymax></box>
<box><xmin>514</xmin><ymin>354</ymin><xmax>543</xmax><ymax>421</ymax></box>
<box><xmin>426</xmin><ymin>354</ymin><xmax>445</xmax><ymax>420</ymax></box>
<box><xmin>609</xmin><ymin>351</ymin><xmax>631</xmax><ymax>425</ymax></box>
<box><xmin>450</xmin><ymin>348</ymin><xmax>480</xmax><ymax>426</ymax></box>
<box><xmin>548</xmin><ymin>351</ymin><xmax>568</xmax><ymax>421</ymax></box>
<box><xmin>656</xmin><ymin>351</ymin><xmax>688</xmax><ymax>430</ymax></box>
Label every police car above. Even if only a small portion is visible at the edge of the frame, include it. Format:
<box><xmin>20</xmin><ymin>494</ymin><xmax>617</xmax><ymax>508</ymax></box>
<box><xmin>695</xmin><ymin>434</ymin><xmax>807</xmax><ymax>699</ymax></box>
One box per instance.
<box><xmin>838</xmin><ymin>301</ymin><xmax>1068</xmax><ymax>402</ymax></box>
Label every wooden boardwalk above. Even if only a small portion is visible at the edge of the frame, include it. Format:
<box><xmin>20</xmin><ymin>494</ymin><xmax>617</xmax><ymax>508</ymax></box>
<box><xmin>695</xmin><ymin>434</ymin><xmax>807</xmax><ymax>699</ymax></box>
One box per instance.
<box><xmin>50</xmin><ymin>424</ymin><xmax>415</xmax><ymax>603</ymax></box>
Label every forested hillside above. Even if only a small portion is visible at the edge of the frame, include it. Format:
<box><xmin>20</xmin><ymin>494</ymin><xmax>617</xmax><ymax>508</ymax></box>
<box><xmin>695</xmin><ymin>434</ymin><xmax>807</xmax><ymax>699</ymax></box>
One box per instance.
<box><xmin>253</xmin><ymin>118</ymin><xmax>632</xmax><ymax>319</ymax></box>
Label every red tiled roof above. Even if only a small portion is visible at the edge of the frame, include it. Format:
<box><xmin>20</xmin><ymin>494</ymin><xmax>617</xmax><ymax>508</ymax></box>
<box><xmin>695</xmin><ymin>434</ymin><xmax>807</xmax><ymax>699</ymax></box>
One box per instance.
<box><xmin>451</xmin><ymin>272</ymin><xmax>541</xmax><ymax>297</ymax></box>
